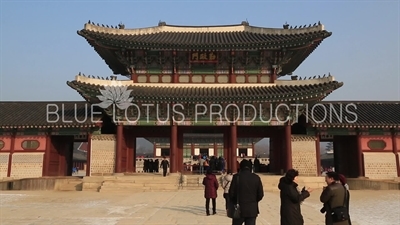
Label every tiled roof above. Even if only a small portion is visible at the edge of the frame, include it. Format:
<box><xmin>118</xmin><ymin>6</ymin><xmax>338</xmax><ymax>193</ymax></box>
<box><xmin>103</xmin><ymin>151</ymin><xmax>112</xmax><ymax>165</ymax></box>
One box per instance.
<box><xmin>78</xmin><ymin>22</ymin><xmax>332</xmax><ymax>75</ymax></box>
<box><xmin>0</xmin><ymin>101</ymin><xmax>102</xmax><ymax>129</ymax></box>
<box><xmin>66</xmin><ymin>80</ymin><xmax>343</xmax><ymax>104</ymax></box>
<box><xmin>1</xmin><ymin>101</ymin><xmax>399</xmax><ymax>128</ymax></box>
<box><xmin>78</xmin><ymin>22</ymin><xmax>331</xmax><ymax>50</ymax></box>
<box><xmin>307</xmin><ymin>101</ymin><xmax>400</xmax><ymax>128</ymax></box>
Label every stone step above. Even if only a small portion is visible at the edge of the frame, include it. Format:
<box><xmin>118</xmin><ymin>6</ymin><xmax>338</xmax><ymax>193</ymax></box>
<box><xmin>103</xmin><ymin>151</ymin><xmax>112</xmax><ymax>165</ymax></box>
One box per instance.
<box><xmin>181</xmin><ymin>186</ymin><xmax>204</xmax><ymax>190</ymax></box>
<box><xmin>58</xmin><ymin>181</ymin><xmax>83</xmax><ymax>191</ymax></box>
<box><xmin>99</xmin><ymin>186</ymin><xmax>179</xmax><ymax>192</ymax></box>
<box><xmin>186</xmin><ymin>180</ymin><xmax>200</xmax><ymax>184</ymax></box>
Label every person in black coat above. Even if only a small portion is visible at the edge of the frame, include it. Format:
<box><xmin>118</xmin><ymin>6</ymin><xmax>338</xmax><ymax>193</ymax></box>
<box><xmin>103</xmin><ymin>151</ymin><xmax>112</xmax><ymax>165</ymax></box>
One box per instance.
<box><xmin>229</xmin><ymin>159</ymin><xmax>264</xmax><ymax>225</ymax></box>
<box><xmin>278</xmin><ymin>169</ymin><xmax>313</xmax><ymax>225</ymax></box>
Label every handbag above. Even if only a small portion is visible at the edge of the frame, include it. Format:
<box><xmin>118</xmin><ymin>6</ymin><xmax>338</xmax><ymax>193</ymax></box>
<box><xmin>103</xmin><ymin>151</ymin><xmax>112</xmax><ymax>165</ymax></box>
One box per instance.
<box><xmin>228</xmin><ymin>174</ymin><xmax>241</xmax><ymax>219</ymax></box>
<box><xmin>331</xmin><ymin>186</ymin><xmax>350</xmax><ymax>222</ymax></box>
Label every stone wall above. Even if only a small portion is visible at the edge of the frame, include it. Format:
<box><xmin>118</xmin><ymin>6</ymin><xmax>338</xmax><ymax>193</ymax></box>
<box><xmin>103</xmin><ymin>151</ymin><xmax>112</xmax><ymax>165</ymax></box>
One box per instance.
<box><xmin>291</xmin><ymin>135</ymin><xmax>317</xmax><ymax>176</ymax></box>
<box><xmin>90</xmin><ymin>135</ymin><xmax>116</xmax><ymax>175</ymax></box>
<box><xmin>10</xmin><ymin>153</ymin><xmax>44</xmax><ymax>178</ymax></box>
<box><xmin>0</xmin><ymin>153</ymin><xmax>9</xmax><ymax>179</ymax></box>
<box><xmin>363</xmin><ymin>152</ymin><xmax>397</xmax><ymax>179</ymax></box>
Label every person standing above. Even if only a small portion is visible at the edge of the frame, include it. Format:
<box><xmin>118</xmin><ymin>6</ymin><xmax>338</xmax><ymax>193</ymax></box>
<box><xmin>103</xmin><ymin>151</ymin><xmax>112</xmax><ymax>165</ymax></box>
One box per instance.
<box><xmin>229</xmin><ymin>159</ymin><xmax>264</xmax><ymax>225</ymax></box>
<box><xmin>202</xmin><ymin>169</ymin><xmax>219</xmax><ymax>216</ymax></box>
<box><xmin>338</xmin><ymin>174</ymin><xmax>352</xmax><ymax>225</ymax></box>
<box><xmin>278</xmin><ymin>169</ymin><xmax>313</xmax><ymax>225</ymax></box>
<box><xmin>222</xmin><ymin>169</ymin><xmax>233</xmax><ymax>212</ymax></box>
<box><xmin>199</xmin><ymin>156</ymin><xmax>205</xmax><ymax>174</ymax></box>
<box><xmin>253</xmin><ymin>157</ymin><xmax>260</xmax><ymax>173</ymax></box>
<box><xmin>320</xmin><ymin>172</ymin><xmax>350</xmax><ymax>225</ymax></box>
<box><xmin>160</xmin><ymin>156</ymin><xmax>169</xmax><ymax>177</ymax></box>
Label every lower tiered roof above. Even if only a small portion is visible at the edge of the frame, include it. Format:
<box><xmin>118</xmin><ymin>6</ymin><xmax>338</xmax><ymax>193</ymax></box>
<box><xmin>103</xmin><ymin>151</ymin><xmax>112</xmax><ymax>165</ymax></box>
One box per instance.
<box><xmin>66</xmin><ymin>74</ymin><xmax>343</xmax><ymax>104</ymax></box>
<box><xmin>0</xmin><ymin>101</ymin><xmax>399</xmax><ymax>129</ymax></box>
<box><xmin>0</xmin><ymin>101</ymin><xmax>102</xmax><ymax>129</ymax></box>
<box><xmin>307</xmin><ymin>101</ymin><xmax>400</xmax><ymax>128</ymax></box>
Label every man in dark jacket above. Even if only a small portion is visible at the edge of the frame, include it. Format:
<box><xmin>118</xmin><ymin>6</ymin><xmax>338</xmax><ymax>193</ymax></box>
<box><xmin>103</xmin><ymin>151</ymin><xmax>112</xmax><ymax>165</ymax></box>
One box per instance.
<box><xmin>278</xmin><ymin>169</ymin><xmax>312</xmax><ymax>225</ymax></box>
<box><xmin>320</xmin><ymin>172</ymin><xmax>350</xmax><ymax>225</ymax></box>
<box><xmin>160</xmin><ymin>157</ymin><xmax>169</xmax><ymax>177</ymax></box>
<box><xmin>229</xmin><ymin>159</ymin><xmax>264</xmax><ymax>225</ymax></box>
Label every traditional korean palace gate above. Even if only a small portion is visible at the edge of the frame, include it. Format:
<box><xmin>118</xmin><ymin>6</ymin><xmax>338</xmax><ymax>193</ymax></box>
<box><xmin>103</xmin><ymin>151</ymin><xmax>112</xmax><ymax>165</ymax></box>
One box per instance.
<box><xmin>0</xmin><ymin>21</ymin><xmax>399</xmax><ymax>179</ymax></box>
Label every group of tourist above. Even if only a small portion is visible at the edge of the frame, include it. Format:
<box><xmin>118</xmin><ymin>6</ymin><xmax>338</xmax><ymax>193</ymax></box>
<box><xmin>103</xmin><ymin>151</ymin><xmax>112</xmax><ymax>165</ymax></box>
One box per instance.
<box><xmin>143</xmin><ymin>159</ymin><xmax>160</xmax><ymax>173</ymax></box>
<box><xmin>198</xmin><ymin>155</ymin><xmax>226</xmax><ymax>174</ymax></box>
<box><xmin>196</xmin><ymin>154</ymin><xmax>263</xmax><ymax>174</ymax></box>
<box><xmin>202</xmin><ymin>159</ymin><xmax>351</xmax><ymax>225</ymax></box>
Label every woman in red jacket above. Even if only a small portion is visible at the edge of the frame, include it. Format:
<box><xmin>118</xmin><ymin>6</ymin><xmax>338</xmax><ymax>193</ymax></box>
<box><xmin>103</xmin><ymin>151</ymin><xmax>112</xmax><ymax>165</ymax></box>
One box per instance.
<box><xmin>202</xmin><ymin>169</ymin><xmax>219</xmax><ymax>216</ymax></box>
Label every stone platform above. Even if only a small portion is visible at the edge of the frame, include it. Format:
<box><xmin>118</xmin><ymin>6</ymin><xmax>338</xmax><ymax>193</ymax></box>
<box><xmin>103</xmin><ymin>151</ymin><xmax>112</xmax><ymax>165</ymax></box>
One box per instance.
<box><xmin>1</xmin><ymin>189</ymin><xmax>399</xmax><ymax>225</ymax></box>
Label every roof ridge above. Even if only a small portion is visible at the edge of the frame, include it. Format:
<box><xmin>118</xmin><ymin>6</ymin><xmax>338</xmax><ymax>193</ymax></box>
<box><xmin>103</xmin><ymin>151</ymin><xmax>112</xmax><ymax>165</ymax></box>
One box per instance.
<box><xmin>81</xmin><ymin>20</ymin><xmax>327</xmax><ymax>36</ymax></box>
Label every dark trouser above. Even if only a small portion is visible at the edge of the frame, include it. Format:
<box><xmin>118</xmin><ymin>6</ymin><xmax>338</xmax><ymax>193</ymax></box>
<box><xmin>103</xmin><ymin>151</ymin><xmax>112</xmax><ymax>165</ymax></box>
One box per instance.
<box><xmin>162</xmin><ymin>167</ymin><xmax>167</xmax><ymax>176</ymax></box>
<box><xmin>232</xmin><ymin>217</ymin><xmax>256</xmax><ymax>225</ymax></box>
<box><xmin>223</xmin><ymin>193</ymin><xmax>230</xmax><ymax>210</ymax></box>
<box><xmin>205</xmin><ymin>198</ymin><xmax>216</xmax><ymax>214</ymax></box>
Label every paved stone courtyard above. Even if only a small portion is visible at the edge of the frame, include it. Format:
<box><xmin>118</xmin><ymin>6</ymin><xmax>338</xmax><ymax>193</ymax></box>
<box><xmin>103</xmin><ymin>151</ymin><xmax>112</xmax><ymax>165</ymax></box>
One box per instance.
<box><xmin>0</xmin><ymin>190</ymin><xmax>399</xmax><ymax>225</ymax></box>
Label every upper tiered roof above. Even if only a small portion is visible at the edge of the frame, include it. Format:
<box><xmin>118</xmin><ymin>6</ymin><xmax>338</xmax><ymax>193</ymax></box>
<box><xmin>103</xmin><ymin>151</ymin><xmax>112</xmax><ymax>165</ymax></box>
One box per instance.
<box><xmin>78</xmin><ymin>21</ymin><xmax>332</xmax><ymax>75</ymax></box>
<box><xmin>78</xmin><ymin>21</ymin><xmax>331</xmax><ymax>50</ymax></box>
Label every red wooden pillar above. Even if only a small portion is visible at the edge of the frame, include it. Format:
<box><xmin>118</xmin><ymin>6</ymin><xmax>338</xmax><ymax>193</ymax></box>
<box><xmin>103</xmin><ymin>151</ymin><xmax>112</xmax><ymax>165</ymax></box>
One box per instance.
<box><xmin>284</xmin><ymin>123</ymin><xmax>292</xmax><ymax>171</ymax></box>
<box><xmin>115</xmin><ymin>124</ymin><xmax>123</xmax><ymax>173</ymax></box>
<box><xmin>392</xmin><ymin>130</ymin><xmax>400</xmax><ymax>177</ymax></box>
<box><xmin>229</xmin><ymin>51</ymin><xmax>236</xmax><ymax>83</ymax></box>
<box><xmin>7</xmin><ymin>132</ymin><xmax>16</xmax><ymax>177</ymax></box>
<box><xmin>251</xmin><ymin>142</ymin><xmax>255</xmax><ymax>157</ymax></box>
<box><xmin>315</xmin><ymin>132</ymin><xmax>321</xmax><ymax>176</ymax></box>
<box><xmin>224</xmin><ymin>131</ymin><xmax>229</xmax><ymax>170</ymax></box>
<box><xmin>230</xmin><ymin>124</ymin><xmax>238</xmax><ymax>173</ymax></box>
<box><xmin>173</xmin><ymin>50</ymin><xmax>178</xmax><ymax>83</ymax></box>
<box><xmin>42</xmin><ymin>133</ymin><xmax>51</xmax><ymax>177</ymax></box>
<box><xmin>177</xmin><ymin>129</ymin><xmax>183</xmax><ymax>172</ymax></box>
<box><xmin>170</xmin><ymin>124</ymin><xmax>178</xmax><ymax>173</ymax></box>
<box><xmin>86</xmin><ymin>133</ymin><xmax>92</xmax><ymax>176</ymax></box>
<box><xmin>153</xmin><ymin>142</ymin><xmax>157</xmax><ymax>157</ymax></box>
<box><xmin>130</xmin><ymin>66</ymin><xmax>138</xmax><ymax>83</ymax></box>
<box><xmin>132</xmin><ymin>137</ymin><xmax>137</xmax><ymax>172</ymax></box>
<box><xmin>356</xmin><ymin>133</ymin><xmax>364</xmax><ymax>177</ymax></box>
<box><xmin>270</xmin><ymin>67</ymin><xmax>277</xmax><ymax>83</ymax></box>
<box><xmin>214</xmin><ymin>141</ymin><xmax>218</xmax><ymax>156</ymax></box>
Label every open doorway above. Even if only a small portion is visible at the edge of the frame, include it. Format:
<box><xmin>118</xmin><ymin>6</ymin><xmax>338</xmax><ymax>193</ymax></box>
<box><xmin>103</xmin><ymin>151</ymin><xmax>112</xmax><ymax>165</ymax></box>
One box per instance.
<box><xmin>320</xmin><ymin>140</ymin><xmax>334</xmax><ymax>175</ymax></box>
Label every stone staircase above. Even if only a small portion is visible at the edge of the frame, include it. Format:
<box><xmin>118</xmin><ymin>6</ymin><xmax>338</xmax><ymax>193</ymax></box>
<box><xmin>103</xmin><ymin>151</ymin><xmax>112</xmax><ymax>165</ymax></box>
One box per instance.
<box><xmin>91</xmin><ymin>175</ymin><xmax>180</xmax><ymax>193</ymax></box>
<box><xmin>180</xmin><ymin>175</ymin><xmax>205</xmax><ymax>190</ymax></box>
<box><xmin>56</xmin><ymin>179</ymin><xmax>83</xmax><ymax>191</ymax></box>
<box><xmin>58</xmin><ymin>174</ymin><xmax>325</xmax><ymax>192</ymax></box>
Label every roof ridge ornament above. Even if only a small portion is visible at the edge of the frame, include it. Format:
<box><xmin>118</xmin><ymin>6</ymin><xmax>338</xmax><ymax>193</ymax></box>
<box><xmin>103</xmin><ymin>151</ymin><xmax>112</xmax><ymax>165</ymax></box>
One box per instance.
<box><xmin>118</xmin><ymin>22</ymin><xmax>125</xmax><ymax>29</ymax></box>
<box><xmin>283</xmin><ymin>22</ymin><xmax>289</xmax><ymax>29</ymax></box>
<box><xmin>158</xmin><ymin>21</ymin><xmax>167</xmax><ymax>26</ymax></box>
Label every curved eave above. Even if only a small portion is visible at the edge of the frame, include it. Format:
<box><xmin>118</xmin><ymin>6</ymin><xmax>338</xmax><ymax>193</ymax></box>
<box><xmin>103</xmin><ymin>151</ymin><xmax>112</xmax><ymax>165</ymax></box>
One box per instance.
<box><xmin>77</xmin><ymin>29</ymin><xmax>332</xmax><ymax>51</ymax></box>
<box><xmin>279</xmin><ymin>39</ymin><xmax>325</xmax><ymax>76</ymax></box>
<box><xmin>0</xmin><ymin>124</ymin><xmax>99</xmax><ymax>129</ymax></box>
<box><xmin>311</xmin><ymin>124</ymin><xmax>400</xmax><ymax>129</ymax></box>
<box><xmin>67</xmin><ymin>80</ymin><xmax>343</xmax><ymax>104</ymax></box>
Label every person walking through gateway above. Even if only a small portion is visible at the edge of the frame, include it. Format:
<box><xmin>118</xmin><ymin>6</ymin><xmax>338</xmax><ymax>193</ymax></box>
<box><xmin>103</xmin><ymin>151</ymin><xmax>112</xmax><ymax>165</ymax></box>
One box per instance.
<box><xmin>202</xmin><ymin>169</ymin><xmax>219</xmax><ymax>216</ymax></box>
<box><xmin>228</xmin><ymin>159</ymin><xmax>264</xmax><ymax>225</ymax></box>
<box><xmin>278</xmin><ymin>169</ymin><xmax>313</xmax><ymax>225</ymax></box>
<box><xmin>320</xmin><ymin>172</ymin><xmax>351</xmax><ymax>225</ymax></box>
<box><xmin>160</xmin><ymin>156</ymin><xmax>169</xmax><ymax>177</ymax></box>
